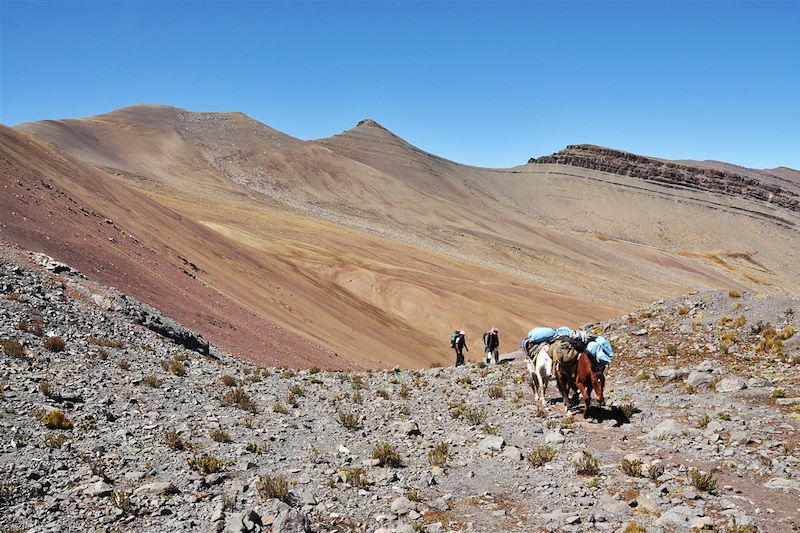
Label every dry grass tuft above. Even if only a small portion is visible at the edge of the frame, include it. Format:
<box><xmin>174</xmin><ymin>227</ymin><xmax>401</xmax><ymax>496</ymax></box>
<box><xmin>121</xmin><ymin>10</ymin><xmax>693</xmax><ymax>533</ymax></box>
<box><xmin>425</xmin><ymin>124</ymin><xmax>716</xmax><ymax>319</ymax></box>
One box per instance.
<box><xmin>257</xmin><ymin>474</ymin><xmax>291</xmax><ymax>503</ymax></box>
<box><xmin>43</xmin><ymin>336</ymin><xmax>65</xmax><ymax>352</ymax></box>
<box><xmin>428</xmin><ymin>442</ymin><xmax>451</xmax><ymax>467</ymax></box>
<box><xmin>1</xmin><ymin>339</ymin><xmax>26</xmax><ymax>358</ymax></box>
<box><xmin>527</xmin><ymin>445</ymin><xmax>556</xmax><ymax>467</ymax></box>
<box><xmin>41</xmin><ymin>410</ymin><xmax>72</xmax><ymax>430</ymax></box>
<box><xmin>220</xmin><ymin>388</ymin><xmax>258</xmax><ymax>412</ymax></box>
<box><xmin>372</xmin><ymin>442</ymin><xmax>403</xmax><ymax>467</ymax></box>
<box><xmin>164</xmin><ymin>429</ymin><xmax>189</xmax><ymax>451</ymax></box>
<box><xmin>187</xmin><ymin>454</ymin><xmax>222</xmax><ymax>475</ymax></box>
<box><xmin>210</xmin><ymin>429</ymin><xmax>232</xmax><ymax>443</ymax></box>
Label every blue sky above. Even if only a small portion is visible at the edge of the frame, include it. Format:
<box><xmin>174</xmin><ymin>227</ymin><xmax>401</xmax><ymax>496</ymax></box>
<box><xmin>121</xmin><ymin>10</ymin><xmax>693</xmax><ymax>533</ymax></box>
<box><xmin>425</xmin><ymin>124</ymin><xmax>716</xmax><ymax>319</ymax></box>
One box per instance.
<box><xmin>2</xmin><ymin>1</ymin><xmax>798</xmax><ymax>169</ymax></box>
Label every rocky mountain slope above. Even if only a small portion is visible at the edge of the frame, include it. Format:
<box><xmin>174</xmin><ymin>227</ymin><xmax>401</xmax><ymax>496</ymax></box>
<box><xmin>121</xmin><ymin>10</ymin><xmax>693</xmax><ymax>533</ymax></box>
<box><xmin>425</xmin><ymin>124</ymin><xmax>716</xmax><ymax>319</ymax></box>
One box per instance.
<box><xmin>5</xmin><ymin>106</ymin><xmax>800</xmax><ymax>369</ymax></box>
<box><xmin>2</xmin><ymin>247</ymin><xmax>798</xmax><ymax>532</ymax></box>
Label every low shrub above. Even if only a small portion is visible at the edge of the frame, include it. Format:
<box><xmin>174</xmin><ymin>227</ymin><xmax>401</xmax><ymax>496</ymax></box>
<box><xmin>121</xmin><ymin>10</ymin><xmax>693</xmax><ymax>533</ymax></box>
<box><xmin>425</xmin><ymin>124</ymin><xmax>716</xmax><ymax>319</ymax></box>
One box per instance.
<box><xmin>372</xmin><ymin>442</ymin><xmax>403</xmax><ymax>467</ymax></box>
<box><xmin>337</xmin><ymin>411</ymin><xmax>360</xmax><ymax>430</ymax></box>
<box><xmin>187</xmin><ymin>454</ymin><xmax>221</xmax><ymax>475</ymax></box>
<box><xmin>87</xmin><ymin>337</ymin><xmax>124</xmax><ymax>349</ymax></box>
<box><xmin>688</xmin><ymin>468</ymin><xmax>716</xmax><ymax>492</ymax></box>
<box><xmin>1</xmin><ymin>339</ymin><xmax>26</xmax><ymax>358</ymax></box>
<box><xmin>376</xmin><ymin>389</ymin><xmax>390</xmax><ymax>399</ymax></box>
<box><xmin>647</xmin><ymin>463</ymin><xmax>665</xmax><ymax>481</ymax></box>
<box><xmin>728</xmin><ymin>289</ymin><xmax>741</xmax><ymax>298</ymax></box>
<box><xmin>527</xmin><ymin>445</ymin><xmax>556</xmax><ymax>467</ymax></box>
<box><xmin>256</xmin><ymin>474</ymin><xmax>291</xmax><ymax>503</ymax></box>
<box><xmin>43</xmin><ymin>336</ymin><xmax>65</xmax><ymax>352</ymax></box>
<box><xmin>142</xmin><ymin>374</ymin><xmax>163</xmax><ymax>388</ymax></box>
<box><xmin>428</xmin><ymin>442</ymin><xmax>451</xmax><ymax>467</ymax></box>
<box><xmin>574</xmin><ymin>450</ymin><xmax>600</xmax><ymax>476</ymax></box>
<box><xmin>116</xmin><ymin>359</ymin><xmax>130</xmax><ymax>370</ymax></box>
<box><xmin>41</xmin><ymin>410</ymin><xmax>72</xmax><ymax>430</ymax></box>
<box><xmin>221</xmin><ymin>388</ymin><xmax>258</xmax><ymax>412</ymax></box>
<box><xmin>272</xmin><ymin>403</ymin><xmax>290</xmax><ymax>415</ymax></box>
<box><xmin>488</xmin><ymin>385</ymin><xmax>504</xmax><ymax>399</ymax></box>
<box><xmin>163</xmin><ymin>429</ymin><xmax>188</xmax><ymax>451</ymax></box>
<box><xmin>210</xmin><ymin>429</ymin><xmax>232</xmax><ymax>443</ymax></box>
<box><xmin>220</xmin><ymin>374</ymin><xmax>239</xmax><ymax>387</ymax></box>
<box><xmin>398</xmin><ymin>384</ymin><xmax>410</xmax><ymax>399</ymax></box>
<box><xmin>341</xmin><ymin>467</ymin><xmax>369</xmax><ymax>489</ymax></box>
<box><xmin>620</xmin><ymin>459</ymin><xmax>643</xmax><ymax>477</ymax></box>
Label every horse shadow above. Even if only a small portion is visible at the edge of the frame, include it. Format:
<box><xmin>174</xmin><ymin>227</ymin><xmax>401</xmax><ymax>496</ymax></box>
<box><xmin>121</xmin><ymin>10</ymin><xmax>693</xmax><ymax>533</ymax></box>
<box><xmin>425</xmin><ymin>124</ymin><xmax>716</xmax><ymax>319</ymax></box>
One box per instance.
<box><xmin>548</xmin><ymin>395</ymin><xmax>634</xmax><ymax>427</ymax></box>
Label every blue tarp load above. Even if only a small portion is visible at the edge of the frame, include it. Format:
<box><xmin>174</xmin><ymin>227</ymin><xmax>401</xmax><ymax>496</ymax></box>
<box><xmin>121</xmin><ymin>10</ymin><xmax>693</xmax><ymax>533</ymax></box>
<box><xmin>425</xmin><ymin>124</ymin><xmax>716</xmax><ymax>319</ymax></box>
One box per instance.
<box><xmin>526</xmin><ymin>327</ymin><xmax>556</xmax><ymax>344</ymax></box>
<box><xmin>586</xmin><ymin>336</ymin><xmax>613</xmax><ymax>365</ymax></box>
<box><xmin>555</xmin><ymin>326</ymin><xmax>572</xmax><ymax>337</ymax></box>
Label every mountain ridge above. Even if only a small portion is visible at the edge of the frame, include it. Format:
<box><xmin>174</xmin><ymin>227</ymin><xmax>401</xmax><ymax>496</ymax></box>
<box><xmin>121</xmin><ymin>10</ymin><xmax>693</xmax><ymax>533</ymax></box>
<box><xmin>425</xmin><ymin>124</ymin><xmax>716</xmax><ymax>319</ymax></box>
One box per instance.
<box><xmin>5</xmin><ymin>105</ymin><xmax>800</xmax><ymax>368</ymax></box>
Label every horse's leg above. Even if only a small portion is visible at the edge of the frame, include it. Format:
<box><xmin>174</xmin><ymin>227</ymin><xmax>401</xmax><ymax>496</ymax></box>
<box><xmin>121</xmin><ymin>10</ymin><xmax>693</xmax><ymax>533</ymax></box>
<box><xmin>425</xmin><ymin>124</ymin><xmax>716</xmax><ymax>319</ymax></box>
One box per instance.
<box><xmin>575</xmin><ymin>378</ymin><xmax>591</xmax><ymax>418</ymax></box>
<box><xmin>533</xmin><ymin>372</ymin><xmax>545</xmax><ymax>405</ymax></box>
<box><xmin>556</xmin><ymin>373</ymin><xmax>570</xmax><ymax>411</ymax></box>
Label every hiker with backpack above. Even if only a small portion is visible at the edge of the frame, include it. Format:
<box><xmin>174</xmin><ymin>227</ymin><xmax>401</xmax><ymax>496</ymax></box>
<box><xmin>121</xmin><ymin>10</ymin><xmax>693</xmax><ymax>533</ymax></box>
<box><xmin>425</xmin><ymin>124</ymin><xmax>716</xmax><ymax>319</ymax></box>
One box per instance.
<box><xmin>450</xmin><ymin>330</ymin><xmax>468</xmax><ymax>367</ymax></box>
<box><xmin>483</xmin><ymin>327</ymin><xmax>500</xmax><ymax>364</ymax></box>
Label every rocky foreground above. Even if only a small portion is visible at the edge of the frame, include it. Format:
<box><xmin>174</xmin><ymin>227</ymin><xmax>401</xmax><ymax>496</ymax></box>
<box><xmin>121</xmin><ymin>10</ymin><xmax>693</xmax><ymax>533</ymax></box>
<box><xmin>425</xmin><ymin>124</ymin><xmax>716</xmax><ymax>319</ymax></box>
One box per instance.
<box><xmin>1</xmin><ymin>249</ymin><xmax>799</xmax><ymax>533</ymax></box>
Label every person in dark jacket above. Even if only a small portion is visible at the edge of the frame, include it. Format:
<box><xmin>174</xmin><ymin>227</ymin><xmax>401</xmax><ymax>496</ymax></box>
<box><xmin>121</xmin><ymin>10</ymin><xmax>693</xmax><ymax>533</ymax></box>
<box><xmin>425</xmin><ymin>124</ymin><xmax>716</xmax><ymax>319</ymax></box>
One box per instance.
<box><xmin>483</xmin><ymin>327</ymin><xmax>500</xmax><ymax>364</ymax></box>
<box><xmin>452</xmin><ymin>330</ymin><xmax>468</xmax><ymax>367</ymax></box>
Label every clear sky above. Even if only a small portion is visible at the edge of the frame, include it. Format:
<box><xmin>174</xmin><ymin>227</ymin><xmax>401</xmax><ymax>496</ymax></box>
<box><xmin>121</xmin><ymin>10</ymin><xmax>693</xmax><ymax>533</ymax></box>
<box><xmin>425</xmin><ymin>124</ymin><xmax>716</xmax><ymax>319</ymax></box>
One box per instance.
<box><xmin>2</xmin><ymin>1</ymin><xmax>798</xmax><ymax>169</ymax></box>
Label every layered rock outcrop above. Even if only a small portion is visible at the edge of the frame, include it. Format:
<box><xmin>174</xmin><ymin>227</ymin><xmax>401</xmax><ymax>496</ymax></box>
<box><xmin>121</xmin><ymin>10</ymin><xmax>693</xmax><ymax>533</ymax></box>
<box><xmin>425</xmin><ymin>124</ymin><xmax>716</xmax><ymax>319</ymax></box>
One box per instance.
<box><xmin>530</xmin><ymin>145</ymin><xmax>799</xmax><ymax>212</ymax></box>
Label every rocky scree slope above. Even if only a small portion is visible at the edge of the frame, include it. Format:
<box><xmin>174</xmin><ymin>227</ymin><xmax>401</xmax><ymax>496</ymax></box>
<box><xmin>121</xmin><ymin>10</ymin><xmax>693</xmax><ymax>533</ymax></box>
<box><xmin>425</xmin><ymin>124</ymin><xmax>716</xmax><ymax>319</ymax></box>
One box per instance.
<box><xmin>1</xmin><ymin>252</ymin><xmax>800</xmax><ymax>533</ymax></box>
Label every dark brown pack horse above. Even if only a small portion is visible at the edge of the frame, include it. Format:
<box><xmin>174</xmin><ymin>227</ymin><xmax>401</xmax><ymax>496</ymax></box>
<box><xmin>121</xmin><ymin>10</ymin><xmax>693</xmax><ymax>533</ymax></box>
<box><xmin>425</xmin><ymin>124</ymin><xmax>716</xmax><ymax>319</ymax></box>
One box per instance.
<box><xmin>555</xmin><ymin>352</ymin><xmax>605</xmax><ymax>417</ymax></box>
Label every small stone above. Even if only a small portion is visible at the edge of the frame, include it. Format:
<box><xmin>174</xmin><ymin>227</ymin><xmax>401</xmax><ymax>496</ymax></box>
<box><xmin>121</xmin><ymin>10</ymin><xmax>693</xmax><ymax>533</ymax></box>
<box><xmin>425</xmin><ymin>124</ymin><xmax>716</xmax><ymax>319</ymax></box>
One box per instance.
<box><xmin>500</xmin><ymin>446</ymin><xmax>523</xmax><ymax>460</ymax></box>
<box><xmin>390</xmin><ymin>496</ymin><xmax>416</xmax><ymax>515</ymax></box>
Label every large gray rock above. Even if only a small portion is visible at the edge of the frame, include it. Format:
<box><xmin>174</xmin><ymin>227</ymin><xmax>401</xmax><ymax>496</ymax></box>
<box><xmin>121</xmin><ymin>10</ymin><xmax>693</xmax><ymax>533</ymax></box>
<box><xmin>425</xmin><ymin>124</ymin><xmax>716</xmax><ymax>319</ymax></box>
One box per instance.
<box><xmin>544</xmin><ymin>430</ymin><xmax>566</xmax><ymax>445</ymax></box>
<box><xmin>83</xmin><ymin>481</ymin><xmax>112</xmax><ymax>497</ymax></box>
<box><xmin>134</xmin><ymin>481</ymin><xmax>178</xmax><ymax>496</ymax></box>
<box><xmin>478</xmin><ymin>436</ymin><xmax>505</xmax><ymax>452</ymax></box>
<box><xmin>272</xmin><ymin>509</ymin><xmax>310</xmax><ymax>533</ymax></box>
<box><xmin>686</xmin><ymin>371</ymin><xmax>713</xmax><ymax>387</ymax></box>
<box><xmin>715</xmin><ymin>377</ymin><xmax>747</xmax><ymax>393</ymax></box>
<box><xmin>390</xmin><ymin>496</ymin><xmax>416</xmax><ymax>515</ymax></box>
<box><xmin>764</xmin><ymin>478</ymin><xmax>800</xmax><ymax>491</ymax></box>
<box><xmin>395</xmin><ymin>420</ymin><xmax>421</xmax><ymax>436</ymax></box>
<box><xmin>646</xmin><ymin>419</ymin><xmax>683</xmax><ymax>440</ymax></box>
<box><xmin>500</xmin><ymin>446</ymin><xmax>523</xmax><ymax>461</ymax></box>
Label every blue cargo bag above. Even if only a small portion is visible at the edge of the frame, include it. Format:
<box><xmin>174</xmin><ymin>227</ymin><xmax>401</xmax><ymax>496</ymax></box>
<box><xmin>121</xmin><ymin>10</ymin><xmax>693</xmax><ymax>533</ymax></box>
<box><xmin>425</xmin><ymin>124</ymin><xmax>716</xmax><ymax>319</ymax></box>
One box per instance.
<box><xmin>555</xmin><ymin>326</ymin><xmax>572</xmax><ymax>337</ymax></box>
<box><xmin>527</xmin><ymin>327</ymin><xmax>556</xmax><ymax>344</ymax></box>
<box><xmin>586</xmin><ymin>336</ymin><xmax>613</xmax><ymax>365</ymax></box>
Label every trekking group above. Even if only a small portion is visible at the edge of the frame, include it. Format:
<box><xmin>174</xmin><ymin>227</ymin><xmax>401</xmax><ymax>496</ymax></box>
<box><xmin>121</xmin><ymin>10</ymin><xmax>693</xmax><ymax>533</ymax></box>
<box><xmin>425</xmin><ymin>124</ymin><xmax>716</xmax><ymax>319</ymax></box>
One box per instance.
<box><xmin>450</xmin><ymin>325</ymin><xmax>614</xmax><ymax>414</ymax></box>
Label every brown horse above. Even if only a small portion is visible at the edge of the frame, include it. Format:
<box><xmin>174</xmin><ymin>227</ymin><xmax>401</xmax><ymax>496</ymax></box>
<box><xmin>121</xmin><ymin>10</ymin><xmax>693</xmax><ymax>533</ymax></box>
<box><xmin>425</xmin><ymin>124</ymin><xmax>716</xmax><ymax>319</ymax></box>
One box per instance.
<box><xmin>555</xmin><ymin>352</ymin><xmax>605</xmax><ymax>417</ymax></box>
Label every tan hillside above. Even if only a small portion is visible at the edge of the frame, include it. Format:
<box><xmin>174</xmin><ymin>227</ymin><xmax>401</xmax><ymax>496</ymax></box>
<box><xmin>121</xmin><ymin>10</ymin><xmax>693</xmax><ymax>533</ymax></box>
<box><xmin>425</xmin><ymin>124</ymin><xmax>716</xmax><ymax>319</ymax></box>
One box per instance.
<box><xmin>6</xmin><ymin>105</ymin><xmax>799</xmax><ymax>368</ymax></box>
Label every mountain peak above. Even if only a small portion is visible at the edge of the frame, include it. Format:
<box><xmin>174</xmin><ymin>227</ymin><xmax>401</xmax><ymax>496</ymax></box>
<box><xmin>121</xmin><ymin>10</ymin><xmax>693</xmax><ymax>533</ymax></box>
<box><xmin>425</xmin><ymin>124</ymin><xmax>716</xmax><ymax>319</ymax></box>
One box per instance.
<box><xmin>355</xmin><ymin>118</ymin><xmax>388</xmax><ymax>131</ymax></box>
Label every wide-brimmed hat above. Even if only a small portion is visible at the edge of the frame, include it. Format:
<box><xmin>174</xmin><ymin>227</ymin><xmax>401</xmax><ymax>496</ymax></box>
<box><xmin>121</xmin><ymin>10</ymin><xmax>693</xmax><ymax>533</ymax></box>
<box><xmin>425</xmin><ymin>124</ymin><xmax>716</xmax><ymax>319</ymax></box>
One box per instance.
<box><xmin>492</xmin><ymin>327</ymin><xmax>498</xmax><ymax>333</ymax></box>
<box><xmin>459</xmin><ymin>330</ymin><xmax>466</xmax><ymax>335</ymax></box>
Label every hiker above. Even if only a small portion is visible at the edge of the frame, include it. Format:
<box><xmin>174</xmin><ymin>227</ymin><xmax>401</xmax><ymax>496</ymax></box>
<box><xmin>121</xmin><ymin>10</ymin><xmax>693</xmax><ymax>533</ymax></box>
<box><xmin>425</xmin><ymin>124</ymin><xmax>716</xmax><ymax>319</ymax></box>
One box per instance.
<box><xmin>450</xmin><ymin>330</ymin><xmax>468</xmax><ymax>367</ymax></box>
<box><xmin>483</xmin><ymin>327</ymin><xmax>500</xmax><ymax>364</ymax></box>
